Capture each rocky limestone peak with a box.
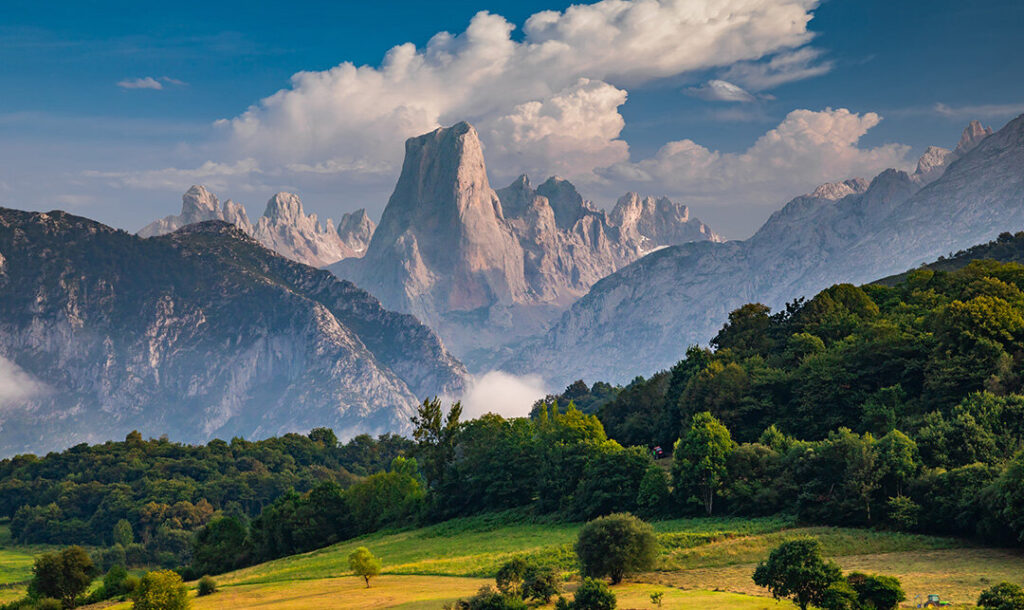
[915,146,954,179]
[536,177,590,229]
[221,199,253,230]
[179,185,221,224]
[355,121,528,312]
[262,192,307,225]
[954,120,993,156]
[496,174,544,221]
[809,178,870,201]
[337,209,376,254]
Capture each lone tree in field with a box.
[752,538,842,610]
[348,546,382,588]
[672,411,735,515]
[132,570,189,610]
[575,513,657,584]
[29,546,96,609]
[978,582,1024,610]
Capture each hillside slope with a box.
[0,210,467,455]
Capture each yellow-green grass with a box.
[96,577,793,610]
[219,513,795,587]
[643,546,1024,606]
[0,523,59,603]
[659,526,963,570]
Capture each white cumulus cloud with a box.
[459,371,549,419]
[602,107,911,208]
[218,0,821,185]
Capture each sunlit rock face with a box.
[330,122,719,367]
[139,186,366,268]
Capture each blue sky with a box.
[2,0,1023,238]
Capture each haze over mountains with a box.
[0,211,465,454]
[512,118,1024,386]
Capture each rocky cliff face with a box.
[337,209,376,254]
[0,209,467,455]
[330,123,719,366]
[512,118,1017,386]
[139,186,368,267]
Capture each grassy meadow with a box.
[104,511,1022,608]
[0,523,60,604]
[0,510,1007,608]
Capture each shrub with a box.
[523,565,560,603]
[575,513,657,584]
[818,579,859,610]
[34,600,63,610]
[495,558,559,603]
[132,570,189,610]
[197,575,217,597]
[573,578,616,610]
[102,565,130,598]
[450,585,528,610]
[978,582,1024,609]
[846,572,905,610]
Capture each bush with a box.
[132,570,189,610]
[103,565,131,598]
[197,575,217,597]
[846,572,905,610]
[34,600,63,610]
[575,513,657,584]
[572,578,616,610]
[523,565,560,603]
[450,586,528,610]
[978,582,1024,610]
[494,558,559,602]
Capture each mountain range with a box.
[0,210,465,454]
[510,118,1024,386]
[139,186,376,267]
[329,122,719,364]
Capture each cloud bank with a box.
[459,371,548,419]
[602,107,911,207]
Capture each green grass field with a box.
[7,510,1021,608]
[0,523,58,604]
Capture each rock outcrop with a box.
[337,209,376,254]
[0,209,467,455]
[511,118,1015,386]
[330,123,720,366]
[139,187,370,267]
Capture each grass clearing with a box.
[0,522,58,603]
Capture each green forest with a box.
[5,243,1024,591]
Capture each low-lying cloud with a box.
[458,370,549,419]
[0,356,48,409]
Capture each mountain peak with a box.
[954,119,993,156]
[180,185,220,223]
[262,192,305,224]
